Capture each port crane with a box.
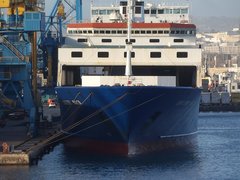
[0,0,83,135]
[39,0,82,87]
[0,0,47,135]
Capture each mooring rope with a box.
[61,93,166,137]
[25,93,165,152]
[25,92,129,152]
[61,92,93,125]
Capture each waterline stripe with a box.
[160,131,198,138]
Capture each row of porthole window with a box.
[92,8,188,15]
[68,29,195,35]
[77,38,184,43]
[71,51,188,58]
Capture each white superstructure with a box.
[91,1,190,24]
[57,1,201,87]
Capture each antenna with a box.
[125,0,134,77]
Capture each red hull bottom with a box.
[63,134,197,156]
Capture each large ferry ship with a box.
[55,0,202,155]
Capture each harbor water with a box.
[1,112,240,180]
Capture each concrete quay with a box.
[200,103,240,112]
[0,105,62,165]
[0,153,29,165]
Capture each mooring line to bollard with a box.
[25,93,165,153]
[25,93,129,152]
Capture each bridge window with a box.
[125,39,136,43]
[98,52,109,58]
[136,1,144,6]
[135,7,141,14]
[164,30,169,34]
[92,10,98,15]
[102,39,112,43]
[124,52,135,58]
[99,10,107,15]
[164,9,171,14]
[173,9,181,14]
[133,30,139,34]
[152,30,157,34]
[107,10,113,15]
[158,9,164,14]
[144,10,150,14]
[174,39,184,43]
[180,30,185,34]
[181,8,188,14]
[151,9,157,15]
[77,38,88,43]
[187,30,196,35]
[120,1,127,6]
[238,83,240,89]
[150,52,161,58]
[150,39,160,43]
[123,7,127,14]
[71,52,82,58]
[177,52,188,58]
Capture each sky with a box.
[46,0,240,19]
[190,0,240,17]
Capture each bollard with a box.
[2,142,9,154]
[10,145,14,152]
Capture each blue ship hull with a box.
[56,86,201,155]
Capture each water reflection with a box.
[1,113,240,179]
[63,145,199,167]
